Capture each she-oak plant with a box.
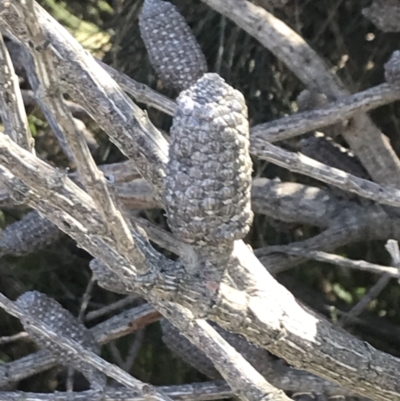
[2,0,400,401]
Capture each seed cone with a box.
[0,211,61,257]
[16,291,105,388]
[165,73,253,245]
[139,0,207,92]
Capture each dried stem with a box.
[251,139,400,208]
[0,34,34,151]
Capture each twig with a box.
[97,60,176,116]
[251,84,399,143]
[0,381,233,401]
[85,294,140,321]
[339,240,400,327]
[250,139,400,208]
[78,277,96,322]
[22,48,75,161]
[121,328,145,372]
[0,331,29,345]
[339,273,392,328]
[0,34,34,152]
[263,247,400,278]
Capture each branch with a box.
[208,241,400,401]
[160,319,365,399]
[0,133,174,292]
[263,247,400,278]
[251,84,399,143]
[0,381,233,401]
[97,59,176,116]
[250,139,400,208]
[157,303,292,401]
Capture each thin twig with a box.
[0,381,233,401]
[78,277,96,322]
[339,274,392,328]
[121,328,145,372]
[339,240,400,327]
[85,294,140,322]
[0,34,34,152]
[0,331,29,345]
[265,247,400,278]
[251,138,400,208]
[251,84,399,143]
[97,60,176,116]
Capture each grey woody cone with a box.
[16,291,106,388]
[165,73,253,246]
[0,211,61,257]
[139,0,207,92]
[385,51,400,89]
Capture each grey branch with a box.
[0,381,232,401]
[251,84,399,144]
[263,247,400,278]
[250,139,400,208]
